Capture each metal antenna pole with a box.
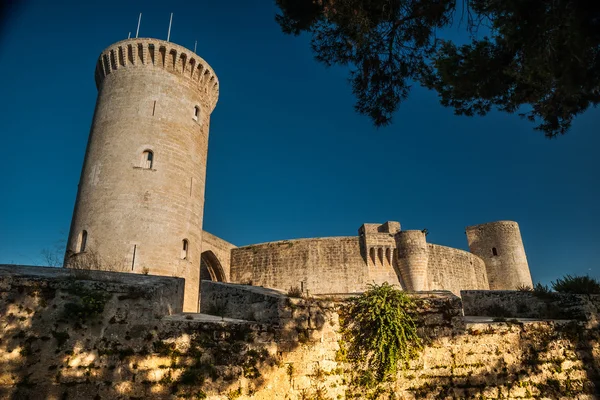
[136,13,142,38]
[194,40,197,53]
[128,32,131,39]
[167,13,173,42]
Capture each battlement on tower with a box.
[94,38,219,112]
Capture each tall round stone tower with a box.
[65,38,219,311]
[465,221,533,290]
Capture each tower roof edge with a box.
[94,38,219,111]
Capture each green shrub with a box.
[340,282,421,380]
[517,284,533,291]
[62,283,111,323]
[533,282,553,298]
[287,286,303,298]
[552,275,600,294]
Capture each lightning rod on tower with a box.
[167,13,173,42]
[136,13,142,38]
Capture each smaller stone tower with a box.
[465,221,533,290]
[395,230,429,291]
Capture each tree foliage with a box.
[275,0,600,137]
[339,282,421,380]
[552,274,600,294]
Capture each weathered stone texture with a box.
[200,281,288,323]
[359,222,400,287]
[427,243,490,294]
[396,230,429,291]
[200,230,236,281]
[229,230,505,296]
[230,237,369,294]
[65,38,219,312]
[1,267,599,399]
[462,290,600,323]
[466,221,533,290]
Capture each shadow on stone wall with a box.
[0,266,300,399]
[2,267,600,399]
[396,319,600,398]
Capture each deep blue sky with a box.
[0,1,598,285]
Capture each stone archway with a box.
[200,250,226,282]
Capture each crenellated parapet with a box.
[94,38,219,112]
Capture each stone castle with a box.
[7,35,595,400]
[65,37,533,312]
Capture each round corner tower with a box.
[65,38,219,311]
[465,221,533,290]
[395,230,429,291]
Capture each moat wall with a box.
[1,265,599,399]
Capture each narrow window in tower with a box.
[193,106,200,121]
[181,239,189,260]
[141,150,153,169]
[78,230,88,253]
[492,247,498,256]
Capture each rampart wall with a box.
[1,266,599,399]
[230,237,369,294]
[229,235,493,295]
[427,244,489,294]
[462,290,600,323]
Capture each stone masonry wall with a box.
[462,290,600,323]
[359,223,402,289]
[230,237,370,294]
[229,236,493,296]
[201,230,237,281]
[2,266,599,399]
[200,281,287,323]
[427,244,490,295]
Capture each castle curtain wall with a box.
[229,236,493,295]
[230,237,370,294]
[427,244,490,295]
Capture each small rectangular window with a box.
[193,106,200,121]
